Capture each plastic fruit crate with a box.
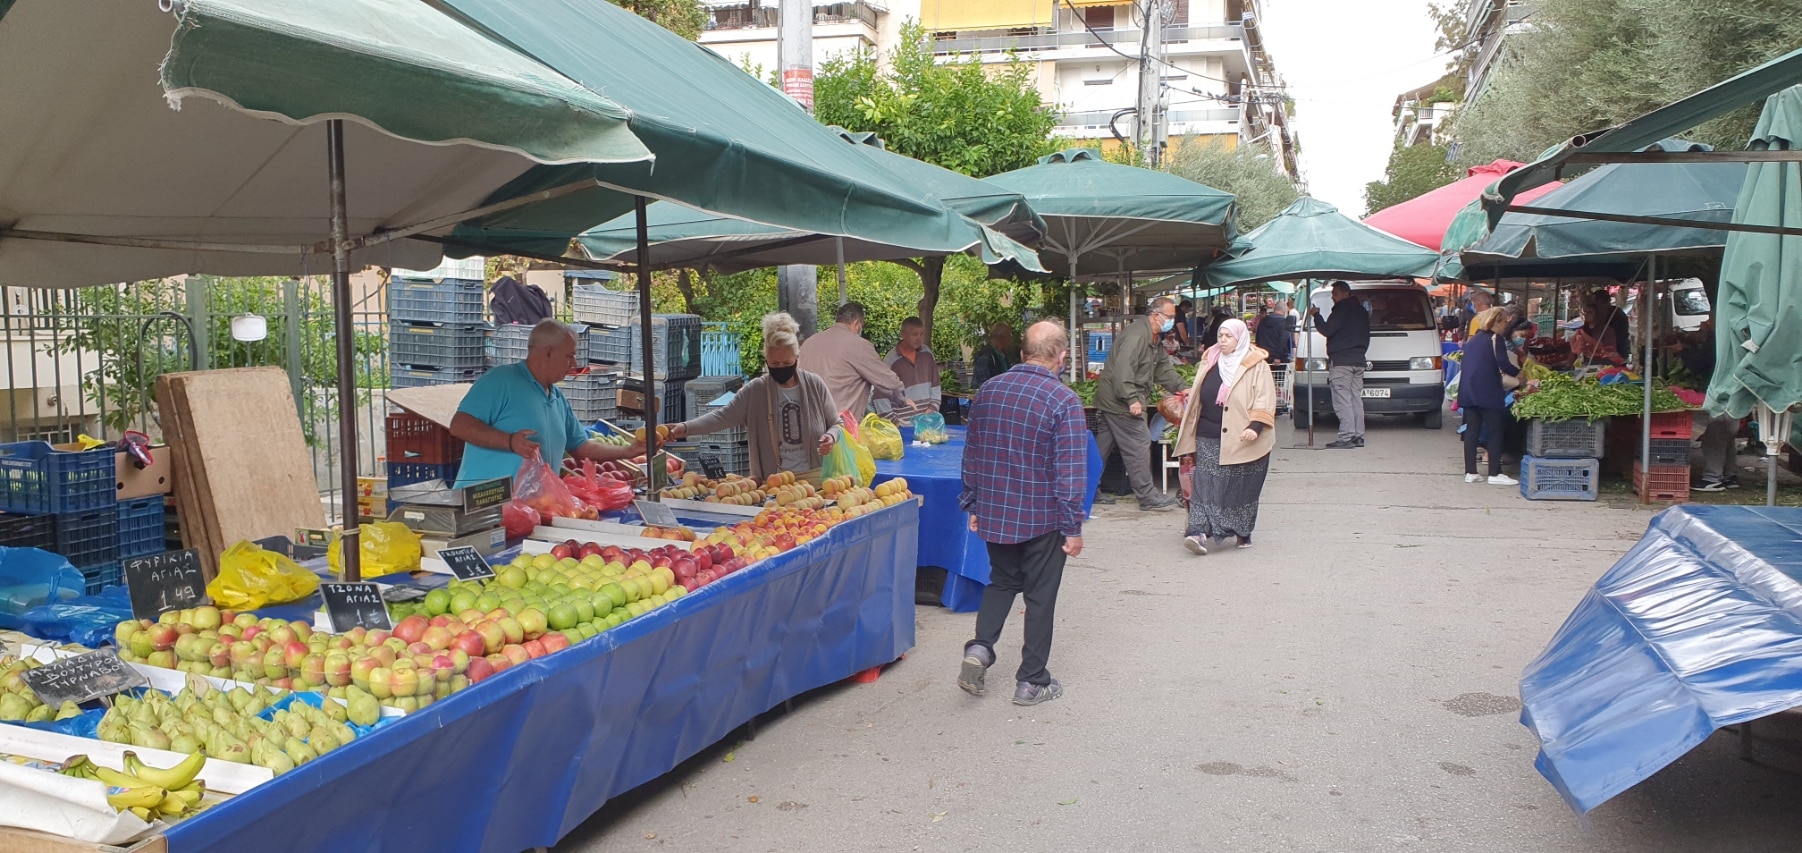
[385,412,464,465]
[666,441,751,476]
[1632,460,1691,502]
[491,323,602,367]
[1648,410,1694,440]
[0,512,56,550]
[685,375,744,417]
[389,279,485,324]
[0,442,118,515]
[116,496,168,559]
[390,322,489,370]
[52,507,120,572]
[80,562,121,595]
[701,323,743,378]
[391,366,483,388]
[587,325,635,366]
[559,372,620,423]
[570,284,638,327]
[1634,437,1693,466]
[1519,455,1600,502]
[629,315,704,381]
[388,462,460,489]
[619,376,686,422]
[1525,418,1607,459]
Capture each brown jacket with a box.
[1173,346,1278,466]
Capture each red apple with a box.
[343,626,367,646]
[696,570,717,586]
[273,677,295,691]
[290,621,313,642]
[466,657,496,684]
[407,641,433,656]
[452,630,486,658]
[580,542,604,559]
[456,609,487,626]
[282,640,309,669]
[266,625,296,646]
[147,624,179,651]
[364,629,390,648]
[421,626,456,652]
[325,652,352,687]
[428,615,454,629]
[393,615,429,645]
[240,625,262,642]
[515,608,548,639]
[522,639,547,659]
[501,644,531,666]
[540,633,571,654]
[485,653,510,674]
[447,649,470,674]
[473,621,506,654]
[367,645,397,667]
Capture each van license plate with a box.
[1361,388,1391,399]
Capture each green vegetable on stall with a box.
[1510,372,1691,422]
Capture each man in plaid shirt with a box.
[958,320,1087,706]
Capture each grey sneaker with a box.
[1184,535,1208,556]
[1013,678,1064,706]
[958,644,994,696]
[1139,497,1179,512]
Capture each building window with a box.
[1083,78,1112,86]
[1171,0,1188,27]
[1082,5,1115,30]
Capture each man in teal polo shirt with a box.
[450,320,641,488]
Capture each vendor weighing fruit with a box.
[665,312,837,480]
[450,320,642,488]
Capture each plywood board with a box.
[385,384,473,430]
[154,376,216,578]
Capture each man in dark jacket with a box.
[1093,298,1187,510]
[1308,281,1370,449]
[1254,299,1291,363]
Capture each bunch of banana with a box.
[62,751,207,820]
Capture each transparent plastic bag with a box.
[912,412,949,444]
[513,452,591,520]
[327,521,423,579]
[209,540,320,610]
[861,413,904,460]
[824,413,875,487]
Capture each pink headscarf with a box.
[1202,318,1251,406]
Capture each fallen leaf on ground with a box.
[929,811,947,822]
[723,752,735,762]
[748,796,760,803]
[1059,799,1077,805]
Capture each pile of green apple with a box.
[390,548,687,648]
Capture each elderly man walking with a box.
[958,320,1087,706]
[1093,297,1187,510]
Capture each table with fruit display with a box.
[872,426,1103,612]
[0,468,918,852]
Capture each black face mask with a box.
[768,364,797,384]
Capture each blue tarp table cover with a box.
[1520,505,1802,815]
[161,500,917,852]
[873,426,1102,612]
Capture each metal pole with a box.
[636,196,664,497]
[1069,258,1081,382]
[1640,256,1653,500]
[1305,279,1315,446]
[326,120,361,581]
[836,238,847,307]
[777,0,817,339]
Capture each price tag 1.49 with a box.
[21,649,148,707]
[122,549,209,621]
[319,582,394,633]
[437,546,495,581]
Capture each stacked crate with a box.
[389,277,487,387]
[701,322,743,378]
[491,322,607,368]
[666,394,751,477]
[1632,411,1694,502]
[1519,419,1605,502]
[559,371,620,424]
[0,442,120,592]
[385,412,465,491]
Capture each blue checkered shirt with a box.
[959,364,1087,544]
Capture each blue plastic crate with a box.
[1519,455,1600,502]
[558,372,619,422]
[390,322,489,369]
[701,323,743,378]
[389,279,485,324]
[117,496,168,559]
[0,442,117,515]
[52,507,120,571]
[1086,330,1113,363]
[388,461,459,489]
[81,562,121,595]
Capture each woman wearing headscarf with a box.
[1173,318,1278,555]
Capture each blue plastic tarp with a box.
[1521,505,1802,814]
[873,426,1101,611]
[163,500,917,852]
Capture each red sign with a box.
[782,68,814,110]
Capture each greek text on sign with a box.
[320,582,393,632]
[123,549,209,620]
[21,649,148,707]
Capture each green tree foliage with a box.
[1451,0,1802,165]
[1161,136,1301,231]
[610,0,709,40]
[1364,143,1461,215]
[43,278,385,441]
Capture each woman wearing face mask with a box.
[1172,318,1278,555]
[665,312,838,480]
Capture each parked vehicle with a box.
[1293,281,1446,429]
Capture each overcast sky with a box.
[1257,0,1449,216]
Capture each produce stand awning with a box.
[1486,45,1802,227]
[1521,506,1802,815]
[1362,160,1560,252]
[1708,87,1802,419]
[1204,197,1441,288]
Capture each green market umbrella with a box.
[983,148,1239,377]
[1202,197,1439,288]
[1708,88,1802,438]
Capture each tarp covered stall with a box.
[1203,197,1440,288]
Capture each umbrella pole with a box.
[836,238,847,307]
[1069,257,1081,382]
[1305,279,1315,447]
[326,119,362,582]
[1641,256,1654,500]
[637,196,664,497]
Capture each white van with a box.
[1292,281,1446,429]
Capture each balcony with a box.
[1055,106,1241,136]
[931,24,1244,57]
[705,1,879,33]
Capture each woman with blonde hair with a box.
[1457,307,1522,485]
[666,312,837,479]
[1173,317,1278,555]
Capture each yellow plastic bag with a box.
[822,425,877,487]
[861,413,904,461]
[208,540,320,610]
[327,522,423,579]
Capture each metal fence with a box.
[1,275,393,522]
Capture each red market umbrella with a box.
[1364,160,1561,251]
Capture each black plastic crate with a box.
[0,512,56,550]
[1634,437,1694,466]
[390,322,489,370]
[0,442,117,515]
[52,508,120,571]
[117,495,168,559]
[587,324,635,366]
[390,279,485,324]
[81,562,121,595]
[1525,419,1607,459]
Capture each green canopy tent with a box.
[1707,87,1802,505]
[983,148,1239,379]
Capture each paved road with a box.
[558,415,1802,852]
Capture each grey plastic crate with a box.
[587,324,635,365]
[1525,418,1607,459]
[685,375,744,416]
[390,279,484,324]
[391,366,482,388]
[666,440,751,477]
[391,322,489,369]
[559,372,619,422]
[570,285,638,327]
[491,323,597,367]
[629,315,703,381]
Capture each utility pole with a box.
[778,0,819,337]
[1135,0,1166,168]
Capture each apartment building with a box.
[699,0,920,77]
[1460,0,1535,104]
[1391,73,1460,148]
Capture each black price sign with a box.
[696,452,725,481]
[437,546,494,581]
[21,649,147,707]
[635,499,679,528]
[462,478,512,513]
[320,582,394,632]
[122,549,209,620]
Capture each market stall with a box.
[873,427,1102,611]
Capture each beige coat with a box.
[1173,346,1278,466]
